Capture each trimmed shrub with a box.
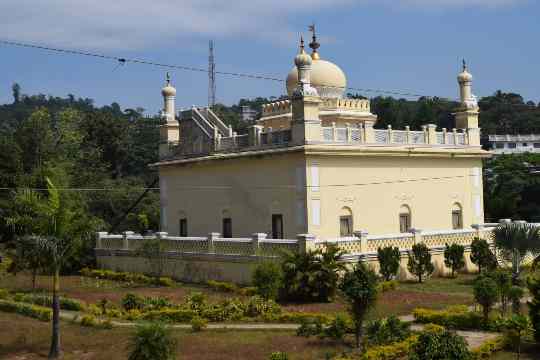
[81,314,98,327]
[190,316,208,332]
[409,327,472,360]
[361,335,418,360]
[14,293,85,311]
[252,262,282,300]
[471,336,507,359]
[275,311,333,324]
[207,280,239,293]
[378,280,398,293]
[407,243,434,283]
[80,268,174,287]
[0,299,52,321]
[122,293,146,311]
[366,315,411,346]
[142,308,197,323]
[297,314,351,341]
[470,238,497,274]
[128,322,177,360]
[444,243,465,277]
[245,295,282,320]
[413,306,486,330]
[0,289,9,299]
[474,275,498,323]
[269,352,289,360]
[377,246,401,281]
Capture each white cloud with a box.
[0,0,523,50]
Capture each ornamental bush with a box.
[413,306,486,330]
[269,352,289,360]
[407,243,434,283]
[527,272,540,341]
[0,299,52,321]
[206,280,239,293]
[190,316,208,332]
[474,276,498,323]
[377,246,401,281]
[409,327,472,360]
[365,315,411,346]
[80,268,174,287]
[470,238,498,274]
[444,243,465,278]
[14,293,85,311]
[128,322,177,360]
[252,262,283,300]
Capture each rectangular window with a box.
[179,218,188,237]
[534,143,540,148]
[311,199,321,226]
[340,216,353,237]
[452,211,463,229]
[222,218,232,238]
[272,214,284,239]
[508,143,517,149]
[399,214,411,233]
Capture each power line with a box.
[0,39,443,100]
[0,173,479,192]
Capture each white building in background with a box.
[240,106,258,122]
[487,134,540,155]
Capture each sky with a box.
[0,0,539,115]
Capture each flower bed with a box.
[80,268,174,287]
[0,299,52,321]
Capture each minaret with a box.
[291,36,321,145]
[455,60,480,146]
[159,73,180,158]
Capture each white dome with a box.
[286,58,347,98]
[161,85,176,97]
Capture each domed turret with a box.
[161,72,176,97]
[457,60,473,83]
[457,60,477,110]
[294,36,312,68]
[286,29,346,98]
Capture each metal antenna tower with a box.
[208,40,216,108]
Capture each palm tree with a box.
[7,178,92,359]
[493,223,540,284]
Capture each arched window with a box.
[222,210,232,238]
[452,203,463,229]
[178,211,188,237]
[340,207,353,237]
[399,205,411,233]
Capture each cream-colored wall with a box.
[159,152,308,238]
[305,154,484,237]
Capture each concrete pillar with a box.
[405,126,411,144]
[354,231,369,254]
[499,219,512,225]
[207,232,220,254]
[296,234,316,254]
[427,124,437,144]
[123,231,134,250]
[251,233,267,254]
[472,224,485,239]
[387,125,393,144]
[364,120,375,143]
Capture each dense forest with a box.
[0,84,539,253]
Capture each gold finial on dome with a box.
[166,71,171,85]
[308,24,320,60]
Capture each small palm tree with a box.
[493,223,540,284]
[7,178,92,359]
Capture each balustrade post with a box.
[123,231,134,250]
[354,230,369,254]
[296,234,315,254]
[405,126,411,144]
[427,124,437,144]
[227,125,233,137]
[387,125,393,144]
[96,232,107,249]
[251,233,267,255]
[452,128,458,145]
[346,123,351,143]
[363,120,375,143]
[332,122,337,142]
[411,228,423,245]
[421,125,428,144]
[207,232,220,254]
[442,128,447,144]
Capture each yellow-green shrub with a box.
[80,314,98,327]
[80,268,174,287]
[14,293,85,311]
[413,306,486,330]
[191,316,208,332]
[0,289,9,299]
[361,335,419,360]
[207,280,239,293]
[142,308,197,323]
[125,309,143,321]
[0,299,52,321]
[272,312,334,324]
[378,280,398,293]
[472,336,507,359]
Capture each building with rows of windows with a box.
[487,134,540,155]
[153,33,490,240]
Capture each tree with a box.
[493,223,540,287]
[508,286,525,315]
[407,243,434,283]
[6,178,92,359]
[473,276,498,324]
[409,327,472,360]
[12,83,21,103]
[128,321,177,360]
[10,236,47,289]
[377,246,401,281]
[490,269,512,315]
[470,238,497,274]
[339,262,378,350]
[252,262,283,301]
[527,272,540,342]
[499,315,531,360]
[444,243,465,278]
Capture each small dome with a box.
[457,69,472,82]
[295,51,312,68]
[161,84,176,97]
[286,58,347,98]
[161,72,176,97]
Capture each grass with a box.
[0,312,351,360]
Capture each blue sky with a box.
[0,0,538,115]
